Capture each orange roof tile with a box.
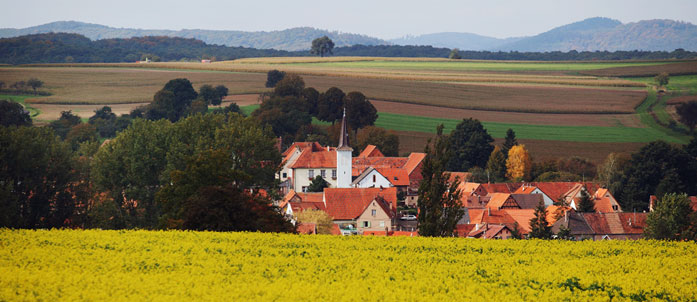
[502,209,537,233]
[447,172,471,185]
[403,153,426,174]
[459,182,482,195]
[297,223,317,234]
[376,168,410,186]
[323,187,397,220]
[290,147,337,168]
[357,145,384,158]
[481,183,519,194]
[487,193,517,210]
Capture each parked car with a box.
[400,215,417,221]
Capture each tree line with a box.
[2,33,696,65]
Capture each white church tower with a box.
[336,108,353,188]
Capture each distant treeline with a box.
[1,33,696,65]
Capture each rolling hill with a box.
[0,21,388,51]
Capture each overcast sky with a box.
[2,0,696,39]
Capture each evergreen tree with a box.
[528,200,552,239]
[576,188,596,212]
[486,145,507,182]
[418,124,464,237]
[502,128,518,156]
[307,175,329,192]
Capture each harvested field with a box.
[1,66,646,114]
[581,60,697,77]
[371,99,643,127]
[300,75,646,114]
[29,97,254,121]
[396,131,646,163]
[666,95,697,105]
[0,67,268,104]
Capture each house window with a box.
[612,205,618,211]
[301,186,307,192]
[308,170,314,178]
[321,170,326,178]
[371,209,376,216]
[379,221,385,227]
[362,221,370,228]
[332,170,337,179]
[282,172,287,178]
[373,175,376,183]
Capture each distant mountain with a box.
[494,17,697,52]
[389,32,522,51]
[389,17,697,52]
[0,21,389,51]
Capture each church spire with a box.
[337,107,352,151]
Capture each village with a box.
[275,112,697,239]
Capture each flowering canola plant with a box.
[1,229,696,301]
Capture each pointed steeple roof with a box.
[337,108,353,151]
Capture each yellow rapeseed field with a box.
[1,229,696,301]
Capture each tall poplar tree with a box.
[418,125,463,237]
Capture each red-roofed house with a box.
[322,187,398,233]
[594,188,622,213]
[513,184,554,206]
[357,144,384,158]
[552,212,648,240]
[486,193,520,210]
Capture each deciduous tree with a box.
[644,193,694,241]
[676,101,697,131]
[296,210,335,234]
[447,118,494,172]
[418,125,463,237]
[486,145,507,182]
[0,100,32,126]
[654,72,669,87]
[26,78,43,95]
[310,36,334,57]
[355,126,400,157]
[317,87,345,124]
[266,70,286,88]
[273,74,305,97]
[344,91,378,132]
[506,144,532,181]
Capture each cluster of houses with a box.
[273,113,687,240]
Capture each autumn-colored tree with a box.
[296,210,335,234]
[506,144,531,181]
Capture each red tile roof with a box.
[481,183,520,194]
[487,193,518,210]
[352,157,408,175]
[376,168,411,186]
[403,153,426,174]
[503,209,537,234]
[447,172,472,185]
[290,147,337,168]
[455,224,476,237]
[323,187,398,220]
[357,145,384,158]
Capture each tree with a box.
[198,85,217,105]
[654,72,669,87]
[0,100,32,126]
[302,87,320,116]
[0,126,77,228]
[502,128,518,157]
[213,85,228,106]
[296,210,335,234]
[182,185,294,233]
[310,36,335,57]
[486,145,507,182]
[644,193,694,240]
[449,48,461,59]
[686,135,697,158]
[26,78,43,95]
[146,78,198,122]
[344,91,378,132]
[252,95,312,138]
[317,87,345,124]
[506,144,532,181]
[676,101,697,131]
[576,188,595,212]
[596,152,630,196]
[615,141,697,211]
[447,118,494,172]
[418,125,464,237]
[355,126,400,157]
[266,70,286,88]
[307,175,329,192]
[66,123,98,151]
[213,102,243,116]
[557,156,596,180]
[273,74,305,97]
[48,111,81,139]
[528,200,552,239]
